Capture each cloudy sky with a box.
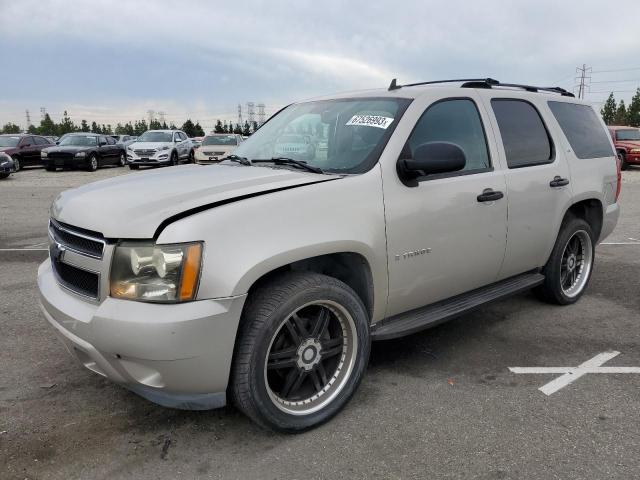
[1,0,639,132]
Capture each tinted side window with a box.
[548,102,614,159]
[20,136,34,146]
[407,99,491,174]
[491,99,552,168]
[106,136,116,145]
[99,136,107,145]
[34,136,47,145]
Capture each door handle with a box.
[550,176,570,187]
[477,189,504,203]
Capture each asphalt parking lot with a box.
[1,166,639,480]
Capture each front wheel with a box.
[231,272,370,432]
[86,155,98,172]
[118,152,126,167]
[0,172,9,179]
[535,216,595,305]
[12,157,21,172]
[618,152,629,171]
[170,151,178,166]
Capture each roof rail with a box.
[388,78,575,97]
[388,78,498,91]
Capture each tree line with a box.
[600,88,640,126]
[0,111,259,138]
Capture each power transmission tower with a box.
[246,102,255,124]
[40,107,46,120]
[237,104,243,126]
[147,110,155,125]
[575,64,592,99]
[257,103,265,126]
[158,111,166,125]
[25,110,32,130]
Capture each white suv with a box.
[127,129,194,169]
[38,78,620,432]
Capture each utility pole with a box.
[575,64,592,100]
[25,110,32,131]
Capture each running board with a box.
[371,272,545,341]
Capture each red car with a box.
[608,126,640,170]
[0,134,54,171]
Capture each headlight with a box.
[110,241,202,303]
[630,148,640,154]
[127,146,133,151]
[75,152,86,158]
[41,151,48,158]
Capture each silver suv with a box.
[126,129,194,169]
[38,78,620,432]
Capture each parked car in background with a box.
[191,136,204,149]
[45,136,59,144]
[111,135,138,150]
[41,133,126,172]
[274,133,316,161]
[37,79,620,431]
[195,133,243,163]
[608,126,640,170]
[0,134,54,171]
[0,152,15,179]
[126,130,194,169]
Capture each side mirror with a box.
[397,142,466,187]
[55,141,60,145]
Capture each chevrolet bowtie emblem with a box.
[51,242,66,262]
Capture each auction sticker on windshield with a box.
[346,115,394,129]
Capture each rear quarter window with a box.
[547,102,614,159]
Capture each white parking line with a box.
[599,242,640,245]
[0,248,48,251]
[509,351,640,395]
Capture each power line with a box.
[591,67,640,74]
[589,79,640,84]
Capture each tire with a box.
[535,216,595,305]
[45,165,56,172]
[118,152,126,167]
[231,272,371,432]
[618,152,629,171]
[12,156,20,172]
[86,155,98,172]
[170,151,178,166]
[188,150,195,163]
[128,164,139,170]
[0,172,9,179]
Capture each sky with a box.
[1,0,639,132]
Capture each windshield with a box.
[137,131,173,142]
[233,97,411,173]
[616,129,640,141]
[59,135,97,147]
[0,136,20,147]
[202,135,237,146]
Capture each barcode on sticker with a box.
[346,115,394,129]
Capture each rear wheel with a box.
[535,216,595,305]
[231,272,370,432]
[618,152,629,170]
[86,155,98,172]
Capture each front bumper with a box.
[626,152,640,164]
[195,150,228,163]
[127,151,171,166]
[0,162,14,173]
[37,258,247,409]
[42,157,87,167]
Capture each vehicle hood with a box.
[130,142,173,150]
[616,140,640,149]
[0,146,17,153]
[51,164,338,238]
[44,146,93,153]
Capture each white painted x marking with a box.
[509,351,640,395]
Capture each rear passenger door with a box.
[383,94,508,317]
[480,94,573,279]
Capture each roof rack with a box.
[388,78,574,97]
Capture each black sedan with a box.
[0,152,15,179]
[41,133,126,172]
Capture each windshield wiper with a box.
[252,157,323,174]
[221,154,252,166]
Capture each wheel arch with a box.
[563,198,604,242]
[243,251,376,322]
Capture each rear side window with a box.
[407,98,491,174]
[548,102,614,159]
[491,99,553,168]
[34,136,48,145]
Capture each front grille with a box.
[202,151,225,156]
[49,219,104,258]
[134,149,156,156]
[51,257,99,299]
[48,152,74,160]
